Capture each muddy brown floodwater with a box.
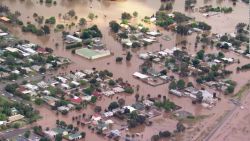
[1,0,249,141]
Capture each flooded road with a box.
[0,0,249,140]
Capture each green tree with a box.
[126,51,132,61]
[176,79,185,90]
[196,50,205,60]
[133,11,138,18]
[79,18,86,26]
[169,81,177,90]
[35,98,44,105]
[88,13,95,20]
[90,96,97,104]
[108,102,119,111]
[24,130,31,138]
[121,12,132,20]
[109,21,120,33]
[55,133,62,141]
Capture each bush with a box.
[124,87,134,94]
[45,17,56,24]
[115,57,123,62]
[80,25,102,39]
[109,21,120,33]
[121,12,132,20]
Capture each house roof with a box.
[71,96,82,104]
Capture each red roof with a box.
[92,91,102,97]
[17,86,27,93]
[36,47,48,54]
[71,97,82,104]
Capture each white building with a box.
[66,35,82,43]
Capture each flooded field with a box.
[0,0,249,140]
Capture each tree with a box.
[24,130,31,138]
[196,92,203,103]
[226,85,235,94]
[116,57,123,62]
[79,18,87,26]
[13,123,20,129]
[176,25,190,35]
[45,16,56,24]
[217,52,225,59]
[39,67,46,73]
[68,9,76,17]
[94,106,102,113]
[151,135,160,141]
[108,80,116,86]
[169,80,177,90]
[176,79,185,90]
[121,12,132,20]
[39,137,51,141]
[109,21,120,33]
[42,25,50,34]
[196,50,205,60]
[108,102,119,111]
[126,51,132,61]
[90,96,97,104]
[118,98,125,107]
[88,13,95,20]
[133,11,138,18]
[35,98,44,105]
[192,59,200,67]
[176,122,186,132]
[187,82,194,87]
[124,87,134,94]
[159,130,171,138]
[55,133,63,141]
[81,132,86,138]
[135,94,140,102]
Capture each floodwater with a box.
[0,0,249,140]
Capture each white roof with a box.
[214,59,221,63]
[105,119,114,124]
[71,81,80,86]
[66,35,82,42]
[61,83,70,89]
[83,69,94,75]
[103,111,113,117]
[168,13,175,18]
[57,76,67,83]
[21,43,36,48]
[146,31,161,36]
[112,87,124,93]
[102,91,115,96]
[150,17,156,22]
[221,57,234,62]
[75,71,86,78]
[0,33,8,36]
[5,47,18,52]
[12,70,20,74]
[143,38,155,43]
[123,106,136,112]
[37,81,48,88]
[25,83,38,91]
[82,95,92,101]
[133,72,149,79]
[139,53,150,59]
